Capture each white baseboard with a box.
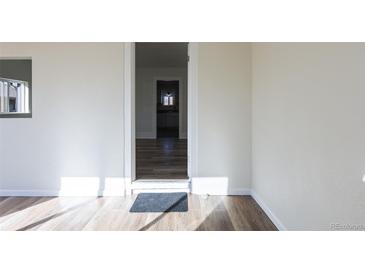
[229,188,251,195]
[0,187,249,196]
[132,181,190,190]
[132,189,190,194]
[131,179,190,194]
[0,190,59,197]
[194,187,250,195]
[250,190,286,231]
[0,185,286,230]
[191,177,251,195]
[0,185,126,197]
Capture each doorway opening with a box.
[135,43,188,180]
[157,80,179,138]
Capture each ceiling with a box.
[136,43,188,68]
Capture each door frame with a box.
[153,77,184,139]
[123,42,198,190]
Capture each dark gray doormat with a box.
[130,192,188,213]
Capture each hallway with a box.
[136,138,188,179]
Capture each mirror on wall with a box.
[0,59,32,118]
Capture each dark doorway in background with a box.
[156,80,179,138]
[135,42,188,180]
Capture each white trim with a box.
[134,179,190,183]
[152,77,184,139]
[133,189,190,194]
[130,42,196,181]
[0,187,190,196]
[191,177,250,196]
[0,57,32,60]
[123,42,136,194]
[206,188,251,196]
[132,182,190,190]
[0,186,286,230]
[131,179,191,195]
[250,190,287,231]
[0,186,126,197]
[230,188,252,195]
[0,190,60,197]
[188,43,199,178]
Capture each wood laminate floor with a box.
[0,195,277,231]
[136,138,188,179]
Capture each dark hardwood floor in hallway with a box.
[136,138,187,179]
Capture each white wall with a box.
[193,43,252,193]
[0,42,252,196]
[135,67,187,139]
[0,43,124,195]
[252,43,365,230]
[2,42,364,230]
